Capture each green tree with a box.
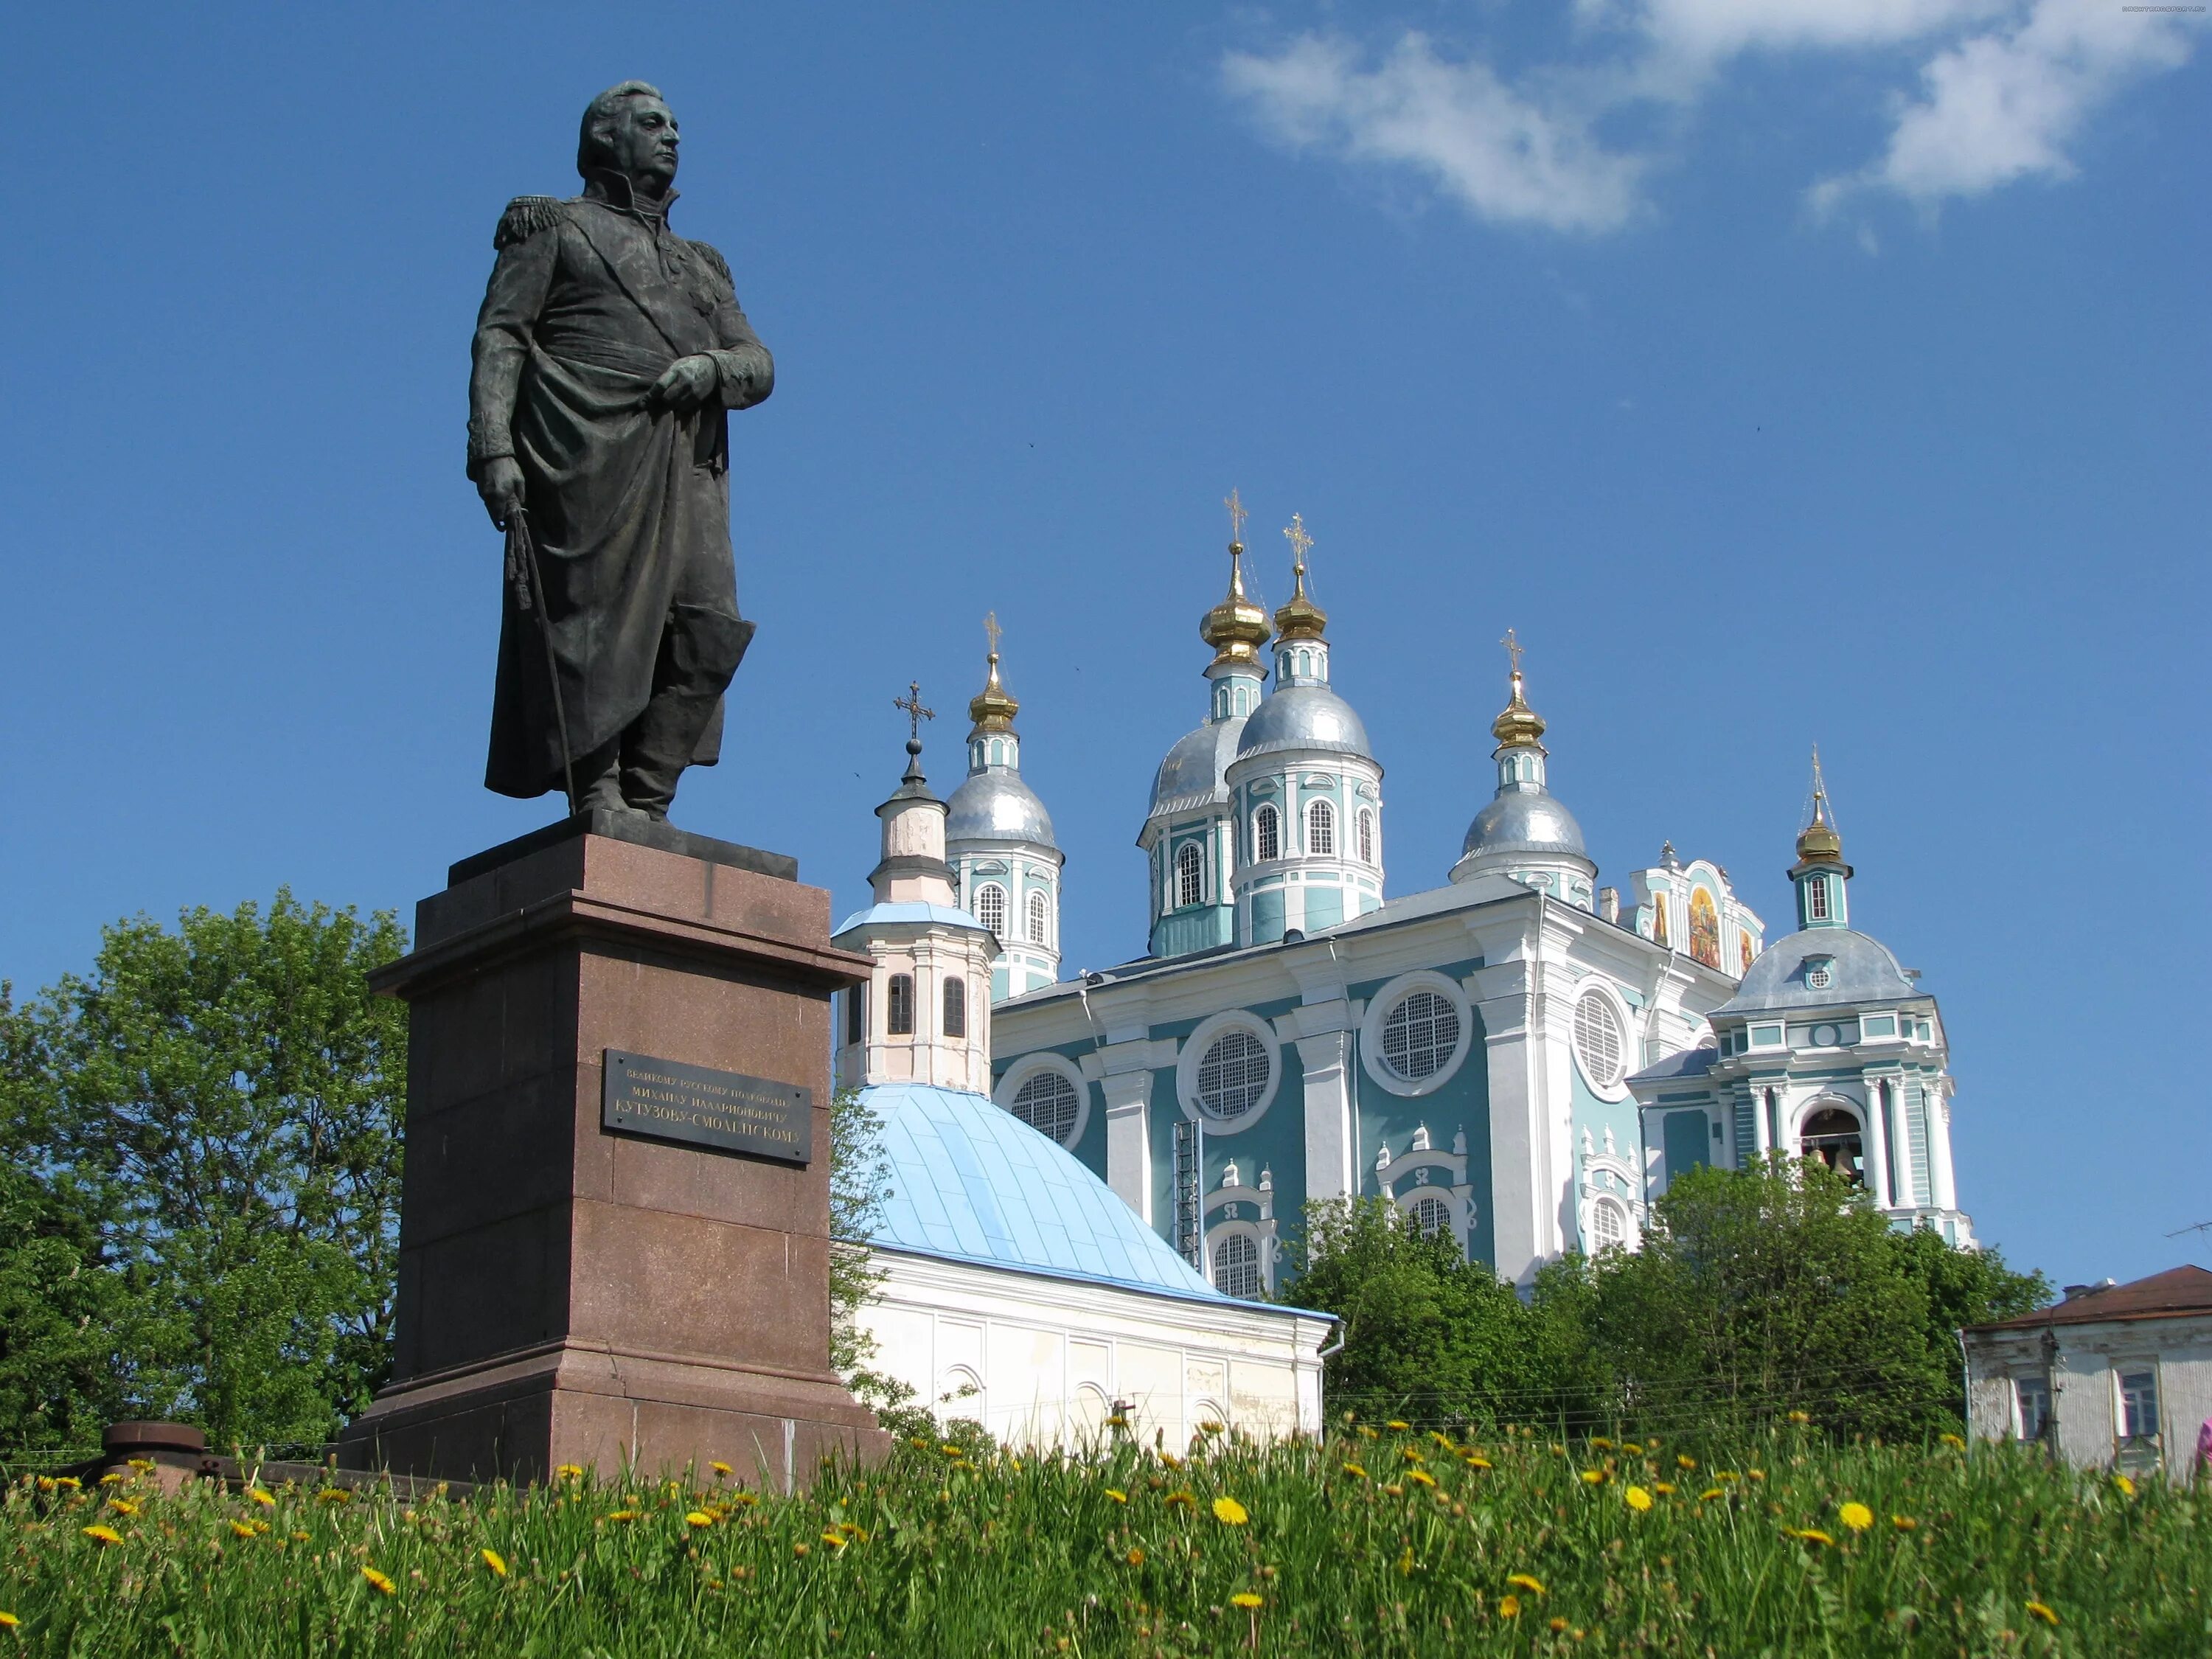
[1289,1197,1545,1423]
[1889,1224,2050,1423]
[2,892,406,1450]
[827,1086,888,1376]
[1534,1155,1953,1438]
[0,1152,125,1454]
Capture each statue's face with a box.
[604,95,681,192]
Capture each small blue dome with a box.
[1459,788,1589,863]
[946,769,1058,852]
[1717,928,1919,1015]
[1149,720,1244,818]
[1234,686,1373,762]
[859,1082,1244,1304]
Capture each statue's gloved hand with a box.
[476,456,526,529]
[646,354,720,415]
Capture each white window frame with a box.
[2115,1365,2161,1443]
[995,1051,1091,1150]
[1806,874,1831,921]
[1358,970,1475,1098]
[1175,1010,1284,1135]
[1306,798,1335,857]
[1175,841,1206,908]
[1209,1228,1265,1298]
[1253,803,1281,863]
[973,882,1007,939]
[1357,808,1375,865]
[1027,889,1051,949]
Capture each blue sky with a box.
[2,2,2205,1289]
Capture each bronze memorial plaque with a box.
[602,1050,812,1164]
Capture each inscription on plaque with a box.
[602,1050,811,1164]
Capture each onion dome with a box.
[968,631,1019,734]
[1200,540,1270,671]
[1459,790,1589,863]
[1235,686,1374,762]
[1492,669,1547,752]
[1795,787,1843,866]
[1272,513,1328,642]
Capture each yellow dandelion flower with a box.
[1715,1471,1739,1483]
[1797,1528,1834,1547]
[1590,1436,1614,1450]
[246,1488,276,1507]
[940,1443,964,1457]
[601,1509,641,1524]
[1506,1573,1545,1596]
[315,1489,351,1506]
[1428,1430,1453,1447]
[709,1460,734,1476]
[1786,1411,1810,1425]
[1548,1443,1568,1456]
[1938,1433,1965,1450]
[1231,1591,1263,1609]
[1677,1454,1697,1470]
[2026,1601,2059,1627]
[1164,1491,1195,1509]
[55,1478,80,1491]
[34,1478,55,1494]
[1212,1496,1250,1525]
[1387,1419,1411,1431]
[821,1531,847,1550]
[98,1474,122,1486]
[2113,1475,2136,1498]
[1579,1469,1607,1485]
[1626,1486,1653,1512]
[81,1526,122,1546]
[1891,1514,1918,1531]
[793,1543,810,1557]
[109,1499,139,1517]
[1464,1454,1493,1470]
[1747,1470,1766,1481]
[227,1520,257,1539]
[1382,1483,1405,1497]
[1698,1487,1724,1502]
[1105,1488,1128,1503]
[1549,1616,1570,1633]
[555,1463,584,1478]
[685,1511,714,1528]
[1839,1502,1874,1532]
[1126,1546,1146,1565]
[481,1548,508,1576]
[0,1613,17,1627]
[361,1567,395,1596]
[1655,1481,1677,1496]
[1498,1595,1521,1618]
[1200,1421,1225,1435]
[1340,1463,1368,1481]
[1622,1441,1644,1456]
[1158,1452,1183,1470]
[1408,1470,1438,1489]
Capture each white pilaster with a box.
[1100,1068,1155,1224]
[1293,1030,1355,1203]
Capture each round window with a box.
[1194,1029,1270,1121]
[1009,1070,1080,1146]
[1380,990,1461,1082]
[1573,990,1625,1090]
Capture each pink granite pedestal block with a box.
[338,822,890,1489]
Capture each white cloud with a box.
[1221,34,1646,234]
[1818,0,2201,206]
[1222,1,2204,231]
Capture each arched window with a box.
[1212,1233,1262,1298]
[886,973,914,1036]
[1027,890,1050,948]
[1801,1106,1865,1186]
[1254,804,1280,863]
[1408,1194,1453,1240]
[1572,990,1624,1089]
[1194,1029,1270,1121]
[974,883,1006,937]
[1380,990,1461,1082]
[1010,1070,1080,1145]
[1587,1196,1627,1251]
[1805,874,1831,921]
[1357,808,1374,865]
[942,975,966,1038]
[1307,799,1335,856]
[1175,842,1205,908]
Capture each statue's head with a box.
[577,81,679,194]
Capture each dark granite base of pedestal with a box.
[338,825,890,1489]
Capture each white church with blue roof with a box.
[832,689,1333,1448]
[964,504,1974,1294]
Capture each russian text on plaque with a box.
[602,1049,812,1164]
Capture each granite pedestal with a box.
[339,813,889,1488]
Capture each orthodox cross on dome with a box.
[983,611,1002,660]
[1500,627,1525,675]
[1224,487,1249,549]
[894,681,935,742]
[1284,512,1313,575]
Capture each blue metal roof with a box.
[832,902,991,940]
[1715,927,1921,1015]
[858,1082,1299,1312]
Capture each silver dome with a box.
[1717,928,1918,1014]
[946,768,1059,852]
[1149,719,1245,818]
[1458,788,1590,862]
[1233,686,1374,762]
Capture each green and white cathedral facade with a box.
[955,516,1972,1294]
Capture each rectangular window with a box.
[942,975,966,1039]
[845,985,864,1045]
[1806,876,1829,920]
[1862,1015,1896,1037]
[1750,1023,1784,1048]
[2014,1375,2053,1442]
[2119,1369,2160,1441]
[887,973,914,1036]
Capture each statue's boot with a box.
[621,606,754,821]
[573,740,627,816]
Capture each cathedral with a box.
[839,504,1973,1354]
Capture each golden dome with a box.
[968,612,1019,732]
[1273,513,1328,643]
[1795,788,1843,864]
[1200,541,1271,670]
[1492,669,1548,751]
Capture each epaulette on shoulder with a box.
[686,240,733,285]
[493,195,573,252]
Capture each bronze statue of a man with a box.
[468,80,772,821]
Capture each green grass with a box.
[4,1423,2205,1655]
